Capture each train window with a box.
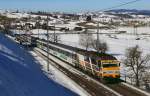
[72,54,76,59]
[49,46,52,49]
[68,52,72,57]
[98,61,101,67]
[61,50,67,56]
[56,48,59,52]
[66,52,70,57]
[50,46,53,50]
[57,48,60,52]
[43,43,47,47]
[103,64,118,68]
[63,51,69,56]
[119,63,120,66]
[61,51,65,55]
[84,56,89,62]
[67,52,71,57]
[52,47,56,51]
[62,51,71,57]
[91,58,96,64]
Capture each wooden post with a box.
[47,16,50,71]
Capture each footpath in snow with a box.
[0,32,78,96]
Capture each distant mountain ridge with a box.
[106,9,150,15]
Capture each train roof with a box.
[78,50,117,60]
[36,37,117,60]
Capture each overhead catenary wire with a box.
[96,0,142,12]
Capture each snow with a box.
[55,23,79,30]
[31,49,90,96]
[5,13,30,18]
[117,27,150,34]
[122,82,150,96]
[85,22,106,27]
[0,32,78,96]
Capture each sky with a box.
[0,0,150,12]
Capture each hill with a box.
[0,33,77,96]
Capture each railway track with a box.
[34,48,120,96]
[33,48,150,96]
[18,32,150,36]
[107,83,146,96]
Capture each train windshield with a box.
[103,64,118,68]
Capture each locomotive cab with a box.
[100,60,120,79]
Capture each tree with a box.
[86,15,92,22]
[79,31,108,53]
[91,39,108,53]
[35,22,41,29]
[79,32,93,51]
[123,45,150,87]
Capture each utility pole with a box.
[37,16,41,39]
[19,22,21,36]
[54,22,56,42]
[53,20,56,42]
[97,22,100,52]
[38,20,40,39]
[134,25,137,36]
[24,24,29,50]
[134,25,139,39]
[47,15,50,71]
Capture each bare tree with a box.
[123,45,150,87]
[91,39,108,53]
[79,33,93,51]
[79,29,108,53]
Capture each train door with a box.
[97,60,103,77]
[89,57,94,75]
[77,53,86,70]
[73,53,79,67]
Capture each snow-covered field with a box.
[0,32,78,96]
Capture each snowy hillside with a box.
[0,33,78,96]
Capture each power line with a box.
[97,0,142,12]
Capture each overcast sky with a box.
[0,0,149,12]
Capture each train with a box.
[36,38,120,80]
[15,35,120,80]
